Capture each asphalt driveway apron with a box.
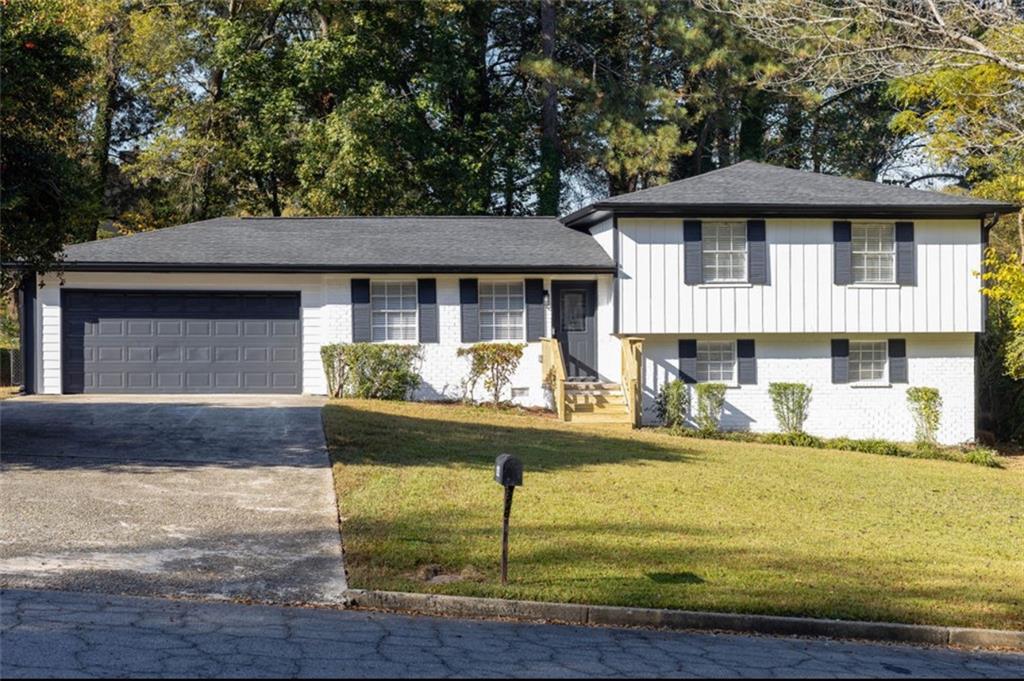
[0,395,347,604]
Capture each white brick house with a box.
[19,162,1015,444]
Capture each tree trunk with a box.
[537,0,560,215]
[737,91,766,162]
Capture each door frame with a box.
[550,280,598,381]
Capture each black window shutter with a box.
[888,338,908,383]
[417,278,438,343]
[459,278,479,343]
[352,279,371,342]
[678,339,698,384]
[833,221,852,285]
[895,222,915,285]
[737,339,756,385]
[831,339,849,384]
[525,279,545,342]
[747,220,767,285]
[683,220,703,285]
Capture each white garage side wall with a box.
[617,217,983,334]
[640,333,975,444]
[36,272,332,395]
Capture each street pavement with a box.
[2,589,1023,678]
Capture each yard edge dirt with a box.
[341,588,1024,651]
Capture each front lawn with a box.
[324,399,1024,630]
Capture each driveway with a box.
[0,395,347,604]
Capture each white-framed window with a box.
[479,280,525,341]
[697,340,736,383]
[852,222,896,284]
[849,340,888,383]
[370,280,417,341]
[702,221,748,283]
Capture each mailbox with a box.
[494,454,523,487]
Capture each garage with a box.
[61,290,302,394]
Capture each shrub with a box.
[823,437,905,457]
[694,383,727,434]
[320,343,422,400]
[907,387,942,447]
[763,431,823,448]
[961,447,1000,468]
[457,342,526,408]
[655,380,689,427]
[768,382,813,434]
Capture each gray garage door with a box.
[61,290,302,394]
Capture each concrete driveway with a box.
[0,394,347,604]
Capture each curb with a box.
[341,589,1024,650]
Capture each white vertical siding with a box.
[618,217,983,334]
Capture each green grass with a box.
[324,399,1024,630]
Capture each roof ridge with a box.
[237,215,560,220]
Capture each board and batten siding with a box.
[616,217,983,334]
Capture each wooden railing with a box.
[620,336,644,428]
[540,337,568,421]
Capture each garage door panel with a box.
[62,290,302,394]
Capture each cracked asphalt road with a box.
[2,589,1022,678]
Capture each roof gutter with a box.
[44,262,618,275]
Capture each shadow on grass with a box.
[323,401,697,471]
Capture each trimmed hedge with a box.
[668,426,999,468]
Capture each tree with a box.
[1,0,99,293]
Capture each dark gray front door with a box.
[552,281,597,380]
[61,290,302,394]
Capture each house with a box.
[18,161,1016,444]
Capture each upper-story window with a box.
[371,280,417,341]
[697,340,736,383]
[849,340,887,383]
[702,221,747,283]
[852,223,896,284]
[479,281,525,341]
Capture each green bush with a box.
[457,342,526,408]
[763,432,824,448]
[655,380,689,427]
[961,447,1000,468]
[320,343,422,400]
[824,437,905,457]
[694,383,727,434]
[768,382,813,434]
[906,386,942,447]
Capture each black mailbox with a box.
[494,454,523,487]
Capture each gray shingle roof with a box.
[60,216,616,273]
[563,161,1016,225]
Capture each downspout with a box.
[19,272,36,394]
[612,215,620,336]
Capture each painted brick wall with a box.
[640,333,975,444]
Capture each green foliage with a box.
[694,383,727,434]
[767,382,813,434]
[762,431,823,448]
[980,249,1024,380]
[0,0,99,292]
[655,380,689,427]
[457,343,526,408]
[824,437,905,458]
[906,387,943,448]
[978,297,1024,444]
[320,343,422,401]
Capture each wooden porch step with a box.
[565,382,621,391]
[566,410,632,424]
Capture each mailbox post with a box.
[494,454,523,585]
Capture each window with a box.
[849,340,887,383]
[852,223,895,283]
[702,222,747,283]
[479,281,525,341]
[697,340,736,383]
[370,280,417,341]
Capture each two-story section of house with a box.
[563,162,1015,444]
[19,161,1015,444]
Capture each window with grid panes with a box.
[479,281,525,341]
[852,223,896,283]
[370,281,417,341]
[702,222,748,282]
[849,340,888,383]
[697,340,736,383]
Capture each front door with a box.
[552,281,597,380]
